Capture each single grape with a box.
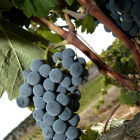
[71,90,81,101]
[34,97,46,109]
[59,107,73,121]
[134,17,140,24]
[131,2,140,17]
[40,121,48,130]
[82,68,89,80]
[75,57,86,67]
[124,14,134,22]
[43,78,56,91]
[72,77,83,86]
[43,91,56,103]
[111,12,120,21]
[73,102,80,112]
[62,56,74,69]
[16,96,30,108]
[53,52,63,63]
[46,101,62,116]
[66,126,79,139]
[129,25,139,36]
[62,48,75,58]
[70,62,84,77]
[49,68,64,83]
[42,126,54,138]
[68,113,80,127]
[53,133,66,140]
[33,109,44,121]
[36,120,41,127]
[22,69,31,79]
[56,93,70,106]
[56,84,67,94]
[19,84,33,97]
[31,59,44,72]
[33,84,45,97]
[53,119,68,134]
[43,112,57,126]
[116,0,132,13]
[67,85,77,92]
[109,0,117,13]
[116,21,121,27]
[61,76,71,87]
[121,20,133,31]
[27,71,42,85]
[104,25,111,32]
[39,64,52,78]
[33,96,38,102]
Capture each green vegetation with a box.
[78,75,112,113]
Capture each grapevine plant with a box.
[1,0,140,139]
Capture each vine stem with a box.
[103,104,120,134]
[77,0,140,74]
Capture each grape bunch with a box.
[16,48,89,140]
[95,0,140,38]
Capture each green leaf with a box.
[36,27,64,43]
[13,0,58,18]
[75,15,98,34]
[0,19,53,100]
[0,0,14,10]
[81,124,98,140]
[65,0,74,6]
[118,90,140,107]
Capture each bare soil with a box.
[78,86,140,130]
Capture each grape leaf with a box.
[13,0,58,18]
[75,15,98,34]
[0,0,14,10]
[118,90,140,107]
[65,0,74,6]
[0,19,53,100]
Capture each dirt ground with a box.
[78,86,140,130]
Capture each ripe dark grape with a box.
[72,77,83,86]
[22,69,31,79]
[49,68,64,83]
[46,101,62,116]
[56,85,67,94]
[31,59,44,72]
[36,120,41,127]
[53,119,68,134]
[34,97,46,109]
[43,112,57,126]
[68,113,80,127]
[67,85,77,92]
[59,107,73,121]
[39,64,52,78]
[129,25,139,36]
[62,48,75,58]
[61,76,71,87]
[121,20,133,31]
[111,12,120,21]
[124,14,134,22]
[116,0,132,13]
[42,126,54,138]
[82,68,89,80]
[16,96,31,108]
[27,71,42,85]
[33,84,45,97]
[56,93,70,106]
[40,121,48,130]
[33,109,44,121]
[71,90,81,101]
[43,91,56,103]
[131,2,140,17]
[134,17,140,24]
[66,126,79,139]
[109,0,117,12]
[62,56,74,69]
[75,57,86,67]
[19,84,33,97]
[53,52,63,63]
[104,25,111,32]
[43,78,56,91]
[70,62,84,77]
[53,133,66,140]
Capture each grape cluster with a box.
[16,48,89,140]
[95,0,140,37]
